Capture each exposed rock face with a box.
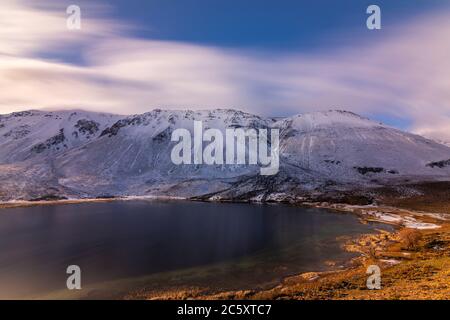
[75,119,100,136]
[31,128,66,153]
[427,159,450,169]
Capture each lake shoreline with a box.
[1,195,448,300]
[123,199,449,300]
[132,200,448,300]
[0,195,185,210]
[1,195,444,231]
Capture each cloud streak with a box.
[0,0,449,141]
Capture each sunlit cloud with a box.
[0,0,125,57]
[0,0,449,141]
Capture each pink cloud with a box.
[0,0,449,141]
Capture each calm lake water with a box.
[0,200,391,299]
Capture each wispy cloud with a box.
[0,0,124,56]
[0,0,449,141]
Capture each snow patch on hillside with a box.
[0,108,449,201]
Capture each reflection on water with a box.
[0,200,391,299]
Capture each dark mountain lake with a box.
[0,200,392,299]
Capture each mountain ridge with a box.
[0,108,449,202]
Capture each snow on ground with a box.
[315,203,442,229]
[347,205,441,229]
[1,108,450,201]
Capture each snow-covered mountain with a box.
[0,110,121,163]
[0,108,449,201]
[434,139,450,148]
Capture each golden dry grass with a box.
[134,222,450,300]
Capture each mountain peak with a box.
[285,109,382,130]
[0,107,450,201]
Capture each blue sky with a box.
[100,0,444,130]
[48,0,449,61]
[1,0,450,140]
[99,0,445,48]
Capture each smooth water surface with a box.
[0,200,391,299]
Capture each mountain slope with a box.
[278,111,450,181]
[0,110,121,163]
[0,108,449,201]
